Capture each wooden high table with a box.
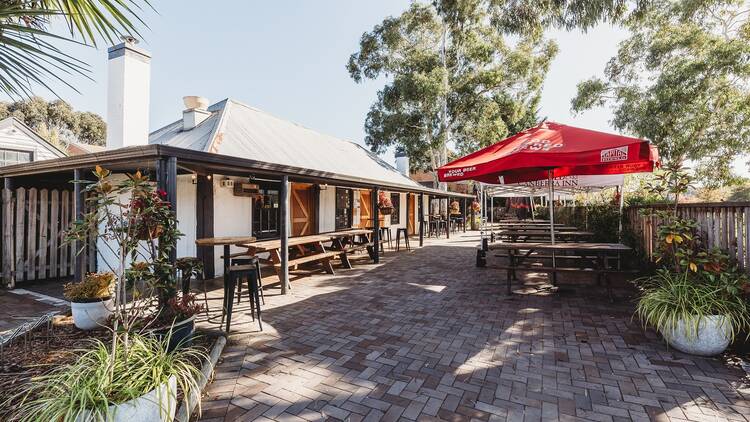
[194,236,257,332]
[487,242,633,297]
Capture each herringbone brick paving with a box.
[195,232,750,422]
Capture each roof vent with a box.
[182,96,211,131]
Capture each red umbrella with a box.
[438,121,659,247]
[437,121,658,184]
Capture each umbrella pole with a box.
[529,196,535,220]
[548,170,557,286]
[618,184,625,241]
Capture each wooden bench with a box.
[274,250,340,274]
[488,263,639,301]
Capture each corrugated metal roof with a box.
[148,98,422,188]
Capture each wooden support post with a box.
[446,197,451,239]
[371,187,380,263]
[73,169,85,282]
[463,198,467,232]
[2,177,13,288]
[419,193,424,247]
[165,157,177,266]
[280,175,290,294]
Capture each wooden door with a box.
[407,194,416,235]
[291,183,317,236]
[359,190,371,228]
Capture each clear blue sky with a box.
[23,1,748,175]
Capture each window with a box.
[252,183,280,239]
[390,193,400,224]
[335,188,353,229]
[0,149,32,166]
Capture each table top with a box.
[195,236,256,247]
[489,242,632,252]
[243,235,332,251]
[327,229,372,238]
[495,229,594,236]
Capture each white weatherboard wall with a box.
[318,187,336,232]
[212,175,253,276]
[0,124,63,162]
[176,175,196,258]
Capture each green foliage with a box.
[63,272,114,302]
[0,0,152,97]
[66,166,183,336]
[0,96,106,146]
[8,334,205,421]
[635,269,750,341]
[347,1,557,179]
[585,204,621,243]
[571,0,750,185]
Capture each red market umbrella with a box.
[438,121,659,248]
[437,121,658,185]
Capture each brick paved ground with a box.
[193,232,750,422]
[0,288,67,336]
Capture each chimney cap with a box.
[183,96,210,111]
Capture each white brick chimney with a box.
[106,36,151,149]
[395,149,410,176]
[182,96,211,130]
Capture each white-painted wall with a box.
[212,175,253,276]
[176,174,196,259]
[318,186,336,232]
[0,122,65,163]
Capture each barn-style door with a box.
[290,183,317,236]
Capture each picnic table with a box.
[484,242,634,299]
[493,229,594,243]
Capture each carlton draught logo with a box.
[600,146,628,162]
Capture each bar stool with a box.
[222,258,262,332]
[231,258,265,305]
[380,227,393,250]
[395,228,410,251]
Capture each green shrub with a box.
[9,334,205,421]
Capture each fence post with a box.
[2,178,14,288]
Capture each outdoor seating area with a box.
[2,2,750,420]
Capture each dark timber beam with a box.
[419,193,424,247]
[73,169,85,282]
[280,175,290,294]
[156,157,178,266]
[371,187,380,263]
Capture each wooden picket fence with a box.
[1,187,96,288]
[625,202,750,271]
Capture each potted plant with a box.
[636,268,749,356]
[153,293,204,352]
[64,272,115,330]
[449,199,461,215]
[9,335,204,422]
[634,164,750,355]
[378,191,393,215]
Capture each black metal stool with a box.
[380,227,392,250]
[231,258,265,305]
[222,258,262,332]
[395,228,411,251]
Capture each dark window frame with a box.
[390,193,401,225]
[335,187,353,230]
[252,181,281,239]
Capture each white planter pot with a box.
[76,376,177,422]
[661,315,731,356]
[70,298,113,330]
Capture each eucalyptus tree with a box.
[0,0,152,98]
[347,1,558,186]
[571,0,750,185]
